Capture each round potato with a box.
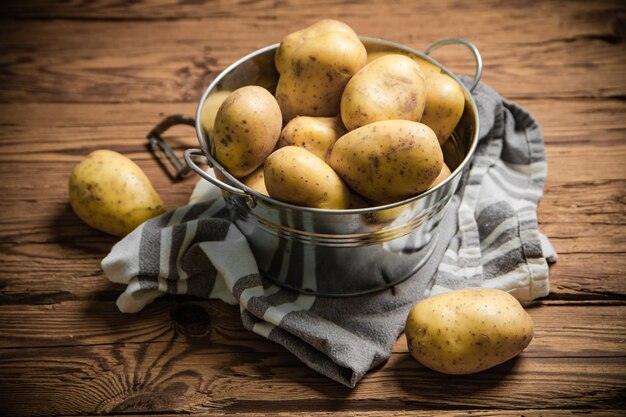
[341,54,426,131]
[405,288,535,374]
[68,150,166,237]
[213,86,282,178]
[242,165,268,196]
[278,116,346,163]
[420,73,465,144]
[366,49,442,78]
[199,90,231,138]
[264,146,350,209]
[275,20,367,121]
[330,120,443,203]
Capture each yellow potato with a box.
[275,20,367,121]
[213,86,282,178]
[411,55,444,78]
[242,165,268,196]
[428,163,452,189]
[199,90,231,137]
[341,54,427,131]
[366,49,442,78]
[264,146,350,209]
[420,73,465,144]
[442,138,464,172]
[330,120,443,203]
[348,192,371,209]
[278,116,346,163]
[68,150,166,237]
[405,288,535,374]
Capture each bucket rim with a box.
[194,36,480,215]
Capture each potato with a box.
[330,120,443,203]
[442,138,464,172]
[68,150,166,237]
[420,73,465,144]
[275,20,367,121]
[428,163,452,189]
[213,86,282,178]
[366,49,442,78]
[278,116,346,163]
[348,192,370,209]
[242,165,268,196]
[199,90,231,137]
[340,54,426,131]
[264,146,350,209]
[405,288,534,374]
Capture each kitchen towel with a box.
[102,79,557,388]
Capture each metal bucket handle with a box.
[184,148,257,207]
[425,38,483,92]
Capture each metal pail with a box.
[185,37,482,296]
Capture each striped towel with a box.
[102,80,556,388]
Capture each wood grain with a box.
[0,345,624,416]
[0,0,625,415]
[0,6,624,104]
[73,413,626,417]
[0,300,624,356]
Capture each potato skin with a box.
[420,73,465,144]
[199,90,231,138]
[275,20,367,121]
[68,150,166,237]
[341,54,426,131]
[366,50,442,78]
[242,165,269,196]
[405,288,535,375]
[278,116,346,163]
[213,86,282,178]
[264,146,350,209]
[428,163,452,189]
[330,120,443,203]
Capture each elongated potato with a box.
[264,146,350,209]
[420,73,465,144]
[405,288,535,374]
[278,116,346,163]
[330,120,443,203]
[213,86,282,178]
[68,150,166,237]
[275,20,367,121]
[341,54,426,131]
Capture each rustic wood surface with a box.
[0,0,625,415]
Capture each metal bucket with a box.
[184,37,482,297]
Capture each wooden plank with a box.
[0,239,624,304]
[63,412,626,417]
[0,299,624,357]
[2,0,623,39]
[0,98,624,153]
[1,156,623,243]
[1,237,623,305]
[0,14,624,104]
[0,345,623,415]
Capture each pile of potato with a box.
[201,19,466,209]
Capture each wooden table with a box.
[1,1,625,415]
